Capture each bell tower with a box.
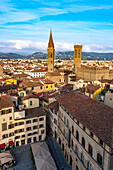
[74,45,82,74]
[47,30,55,72]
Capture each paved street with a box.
[10,144,35,170]
[47,135,72,170]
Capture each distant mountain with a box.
[0,51,113,60]
[0,53,24,59]
[27,52,47,59]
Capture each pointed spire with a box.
[48,29,54,48]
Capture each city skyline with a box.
[0,0,113,54]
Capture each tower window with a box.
[75,49,77,58]
[78,49,80,58]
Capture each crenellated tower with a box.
[47,30,55,72]
[74,45,82,74]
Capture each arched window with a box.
[88,144,93,156]
[67,119,69,127]
[64,116,66,123]
[75,145,78,155]
[71,139,73,147]
[82,137,85,148]
[87,162,92,170]
[81,153,84,163]
[76,131,79,141]
[97,153,102,166]
[72,125,74,134]
[64,129,65,137]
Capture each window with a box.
[2,123,7,131]
[26,120,31,124]
[75,146,78,155]
[15,123,19,126]
[83,126,85,131]
[28,133,32,136]
[41,130,45,134]
[82,137,85,148]
[19,129,24,132]
[64,116,66,123]
[72,125,74,134]
[19,122,24,125]
[54,118,57,125]
[33,126,37,129]
[88,144,93,156]
[76,131,79,141]
[2,134,8,139]
[39,135,42,141]
[33,131,38,135]
[33,119,37,123]
[100,139,103,146]
[32,87,34,90]
[46,86,48,88]
[9,109,12,113]
[30,101,32,106]
[97,153,102,166]
[1,110,5,115]
[20,92,24,97]
[87,162,92,170]
[8,124,14,129]
[77,120,79,125]
[39,124,44,128]
[9,117,12,120]
[51,85,52,88]
[81,153,84,163]
[90,132,93,138]
[51,61,52,64]
[71,139,73,147]
[67,120,69,127]
[40,86,42,89]
[39,117,44,121]
[15,136,20,140]
[9,132,14,137]
[26,127,31,131]
[15,130,18,134]
[22,135,25,138]
[51,53,52,58]
[75,49,77,58]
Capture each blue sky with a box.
[0,0,113,54]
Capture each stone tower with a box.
[47,30,55,72]
[74,45,82,74]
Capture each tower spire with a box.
[48,29,54,48]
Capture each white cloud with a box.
[0,40,113,55]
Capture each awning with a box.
[0,143,5,149]
[9,141,13,146]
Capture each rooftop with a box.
[57,91,113,148]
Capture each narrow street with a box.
[46,135,72,170]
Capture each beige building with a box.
[74,45,110,81]
[0,93,46,148]
[56,91,113,170]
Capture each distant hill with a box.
[0,51,113,60]
[0,53,24,59]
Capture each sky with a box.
[0,0,113,55]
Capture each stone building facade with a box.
[56,91,113,170]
